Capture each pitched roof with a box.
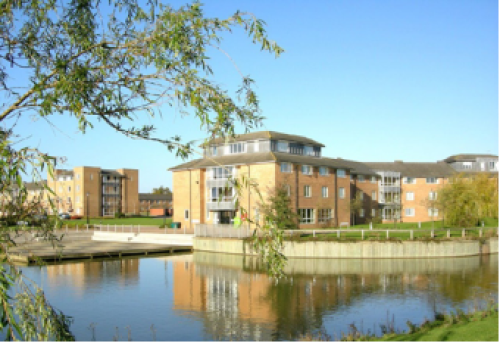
[443,154,498,163]
[200,131,325,147]
[169,152,355,171]
[331,159,379,176]
[139,193,172,201]
[364,161,456,177]
[101,169,125,177]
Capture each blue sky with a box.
[13,0,498,192]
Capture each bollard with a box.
[386,230,389,239]
[479,228,483,237]
[462,228,465,238]
[313,230,315,238]
[431,230,434,238]
[482,221,484,227]
[369,222,372,230]
[337,230,340,238]
[361,230,364,240]
[410,230,413,240]
[447,229,450,238]
[418,222,421,229]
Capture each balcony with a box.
[206,199,236,211]
[206,178,236,189]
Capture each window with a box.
[302,165,312,175]
[67,197,71,202]
[426,177,439,184]
[76,196,80,203]
[371,176,377,183]
[406,192,414,201]
[429,191,437,200]
[359,209,365,218]
[90,173,93,181]
[358,175,365,182]
[489,161,496,169]
[211,146,217,156]
[298,209,314,224]
[337,169,346,178]
[338,187,345,199]
[371,209,376,217]
[371,191,377,201]
[184,210,189,220]
[277,141,288,152]
[284,184,291,196]
[211,166,233,179]
[322,186,328,198]
[304,185,311,197]
[304,146,314,156]
[67,186,71,192]
[318,209,332,223]
[280,162,292,173]
[76,174,80,180]
[350,174,354,180]
[229,142,246,154]
[359,192,364,200]
[76,185,80,192]
[319,167,329,176]
[463,162,472,170]
[428,208,439,217]
[403,177,416,184]
[405,208,415,217]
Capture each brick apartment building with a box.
[46,167,139,217]
[169,131,498,230]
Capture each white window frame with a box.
[302,165,312,175]
[298,208,315,224]
[318,209,332,223]
[403,177,416,184]
[304,185,311,198]
[426,177,439,184]
[405,208,415,217]
[319,167,329,176]
[211,146,217,156]
[406,192,415,201]
[337,169,346,178]
[359,209,365,218]
[76,174,80,180]
[229,142,246,154]
[371,176,377,183]
[358,175,365,182]
[280,162,292,173]
[322,186,328,198]
[371,209,376,217]
[372,191,377,201]
[284,184,291,196]
[463,162,472,170]
[428,208,439,217]
[359,192,364,200]
[339,187,345,199]
[429,191,437,201]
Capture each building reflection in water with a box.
[173,252,498,341]
[45,259,140,296]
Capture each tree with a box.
[437,173,498,228]
[349,191,363,226]
[152,186,172,196]
[0,0,283,339]
[259,184,299,231]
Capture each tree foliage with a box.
[0,0,283,339]
[437,173,498,227]
[152,186,172,195]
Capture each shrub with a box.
[114,212,125,218]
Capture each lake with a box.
[19,252,498,341]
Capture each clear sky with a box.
[13,0,499,192]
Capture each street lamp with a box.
[86,192,90,225]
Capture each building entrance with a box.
[218,211,235,224]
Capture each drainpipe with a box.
[189,170,192,231]
[334,170,338,227]
[295,164,299,228]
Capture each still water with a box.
[19,252,498,341]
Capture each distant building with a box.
[47,167,139,217]
[169,131,498,229]
[139,193,173,213]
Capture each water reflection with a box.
[18,253,498,341]
[172,253,498,340]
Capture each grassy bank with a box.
[347,217,498,230]
[301,305,499,341]
[379,310,498,341]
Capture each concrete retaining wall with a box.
[193,237,498,259]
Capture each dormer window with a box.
[211,146,217,156]
[304,146,314,156]
[277,141,288,152]
[229,142,246,154]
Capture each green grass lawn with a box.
[60,217,172,227]
[381,311,498,341]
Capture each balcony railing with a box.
[195,223,252,238]
[206,178,235,188]
[206,201,236,211]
